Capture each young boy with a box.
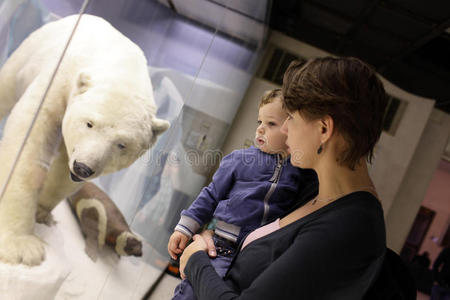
[168,89,317,300]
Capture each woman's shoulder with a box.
[339,191,383,215]
[283,192,384,246]
[321,191,384,224]
[310,191,386,247]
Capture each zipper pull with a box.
[269,154,283,182]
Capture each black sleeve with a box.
[433,248,450,278]
[186,252,239,299]
[186,209,384,300]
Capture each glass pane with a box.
[0,0,271,298]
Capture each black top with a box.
[185,191,386,300]
[433,247,450,287]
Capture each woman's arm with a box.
[181,232,239,299]
[183,206,384,300]
[179,230,216,279]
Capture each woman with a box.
[179,57,388,299]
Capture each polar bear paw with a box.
[36,206,56,226]
[0,234,46,266]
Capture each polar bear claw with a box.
[0,234,46,266]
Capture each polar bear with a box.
[0,14,169,266]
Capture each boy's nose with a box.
[257,125,265,133]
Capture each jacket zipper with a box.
[261,154,283,225]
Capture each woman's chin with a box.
[291,160,303,167]
[289,153,310,169]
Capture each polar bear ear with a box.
[76,72,92,94]
[151,117,170,137]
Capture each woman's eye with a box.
[86,122,93,128]
[118,143,126,149]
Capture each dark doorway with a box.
[401,206,436,262]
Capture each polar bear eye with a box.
[86,122,93,128]
[118,143,126,149]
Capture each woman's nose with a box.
[280,119,288,135]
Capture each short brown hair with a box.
[282,57,388,169]
[259,88,282,108]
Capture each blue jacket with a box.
[175,146,317,243]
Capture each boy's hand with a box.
[168,231,189,260]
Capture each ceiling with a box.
[160,0,449,113]
[270,0,450,113]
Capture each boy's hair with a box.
[259,88,282,108]
[282,56,388,169]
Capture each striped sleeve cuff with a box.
[174,215,202,238]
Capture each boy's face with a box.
[255,98,289,156]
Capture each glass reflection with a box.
[0,0,271,298]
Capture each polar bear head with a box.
[62,72,170,182]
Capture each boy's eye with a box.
[257,120,262,125]
[268,122,276,126]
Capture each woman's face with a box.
[281,111,321,168]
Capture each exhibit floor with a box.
[0,200,167,299]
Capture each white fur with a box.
[75,198,107,248]
[0,15,169,265]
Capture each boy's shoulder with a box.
[220,147,282,173]
[225,146,269,161]
[229,146,260,155]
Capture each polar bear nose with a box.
[73,160,95,178]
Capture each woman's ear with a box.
[319,115,334,144]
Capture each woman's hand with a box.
[200,229,217,258]
[179,230,217,279]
